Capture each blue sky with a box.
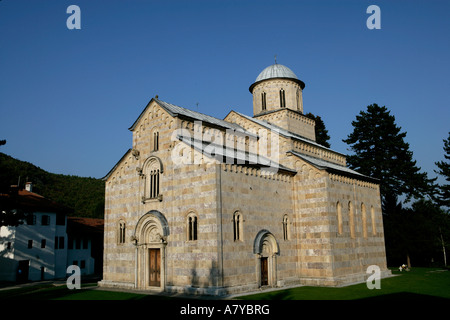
[0,0,449,183]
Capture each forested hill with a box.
[0,152,105,219]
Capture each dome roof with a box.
[255,63,299,82]
[249,63,305,92]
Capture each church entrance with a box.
[134,210,169,291]
[260,257,268,286]
[253,230,279,287]
[148,248,161,287]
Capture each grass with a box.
[238,267,450,300]
[0,268,449,300]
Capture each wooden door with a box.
[148,249,161,287]
[260,257,268,286]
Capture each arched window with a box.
[361,203,367,238]
[143,157,163,201]
[118,220,126,244]
[233,211,243,241]
[279,89,286,108]
[348,201,355,239]
[337,201,343,235]
[261,92,267,111]
[153,131,159,151]
[282,215,290,240]
[187,212,198,241]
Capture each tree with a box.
[343,103,434,203]
[305,113,331,148]
[435,132,450,209]
[0,187,26,228]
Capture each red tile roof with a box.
[0,188,72,214]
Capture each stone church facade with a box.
[99,63,390,295]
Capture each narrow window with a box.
[27,214,36,225]
[282,215,289,240]
[362,203,367,239]
[119,221,126,244]
[261,92,267,111]
[42,215,50,226]
[28,240,33,249]
[349,201,355,239]
[149,169,160,199]
[337,201,343,235]
[233,212,243,241]
[153,131,159,151]
[279,89,286,108]
[187,214,198,241]
[371,206,377,235]
[41,239,46,248]
[193,216,197,241]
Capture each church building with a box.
[99,62,390,295]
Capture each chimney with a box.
[25,182,33,192]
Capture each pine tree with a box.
[435,132,450,209]
[305,113,331,148]
[343,103,434,203]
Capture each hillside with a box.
[0,152,105,218]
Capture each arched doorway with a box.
[253,230,279,287]
[133,210,169,290]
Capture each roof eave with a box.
[249,77,306,93]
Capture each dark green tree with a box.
[343,103,434,203]
[435,132,450,209]
[305,113,331,148]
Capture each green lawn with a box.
[238,267,450,300]
[1,268,449,300]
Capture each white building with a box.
[0,185,103,282]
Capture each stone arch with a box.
[253,230,279,287]
[253,229,279,255]
[133,210,169,290]
[134,210,169,243]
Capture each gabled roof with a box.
[288,151,379,183]
[229,110,345,156]
[129,98,254,136]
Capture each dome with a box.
[255,63,299,82]
[249,63,305,92]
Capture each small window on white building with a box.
[42,215,50,226]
